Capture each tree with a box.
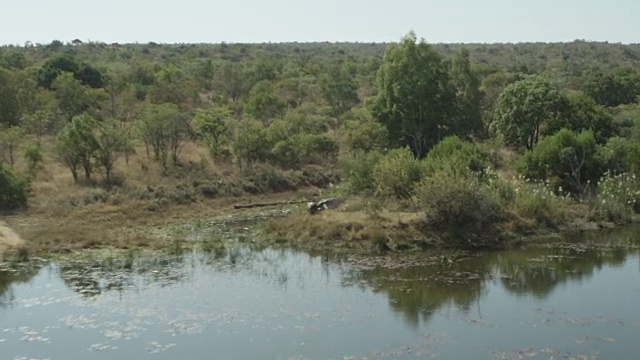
[450,48,483,138]
[0,126,24,168]
[55,113,99,182]
[93,119,131,182]
[370,32,456,158]
[583,69,640,107]
[148,64,197,106]
[213,61,248,103]
[342,109,388,154]
[232,120,270,169]
[37,55,80,89]
[0,165,28,211]
[494,75,563,150]
[190,106,232,160]
[1,50,26,70]
[319,60,360,123]
[138,103,188,170]
[52,72,93,120]
[519,129,601,196]
[543,91,617,144]
[0,69,21,127]
[244,81,287,126]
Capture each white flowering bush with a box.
[510,176,569,227]
[597,171,640,223]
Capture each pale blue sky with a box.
[0,0,638,45]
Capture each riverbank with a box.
[257,195,618,254]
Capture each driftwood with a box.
[232,198,343,214]
[307,198,341,215]
[233,200,308,209]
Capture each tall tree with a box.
[55,113,99,182]
[190,106,232,160]
[0,69,21,127]
[493,75,564,150]
[244,81,287,126]
[370,32,455,158]
[319,60,360,120]
[450,48,483,138]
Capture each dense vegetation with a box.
[2,33,640,250]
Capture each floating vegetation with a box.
[0,232,638,359]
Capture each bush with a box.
[598,136,640,174]
[597,172,640,223]
[512,180,567,227]
[372,147,423,199]
[519,129,602,197]
[422,136,492,179]
[338,151,384,194]
[0,165,29,211]
[413,168,506,244]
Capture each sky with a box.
[0,0,638,45]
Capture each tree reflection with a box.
[344,226,639,328]
[0,265,41,308]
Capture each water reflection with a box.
[0,265,40,308]
[0,226,638,359]
[341,225,640,328]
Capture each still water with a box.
[1,226,639,359]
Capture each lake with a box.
[1,225,639,359]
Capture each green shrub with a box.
[24,141,44,174]
[512,180,567,227]
[372,147,423,199]
[422,136,492,179]
[338,151,384,194]
[598,136,640,174]
[413,168,506,243]
[519,129,602,197]
[0,165,29,211]
[597,172,640,223]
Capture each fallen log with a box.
[233,200,308,209]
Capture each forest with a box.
[2,33,640,253]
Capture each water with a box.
[1,226,639,359]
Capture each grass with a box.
[2,136,336,258]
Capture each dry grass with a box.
[260,206,431,253]
[2,136,336,257]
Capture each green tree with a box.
[494,75,563,150]
[37,55,80,89]
[450,48,483,138]
[148,64,197,106]
[55,113,99,182]
[93,119,131,182]
[583,69,640,107]
[0,69,21,127]
[1,50,26,70]
[232,120,270,169]
[543,91,617,143]
[319,60,360,124]
[342,109,388,154]
[0,126,24,168]
[213,61,248,103]
[244,81,287,126]
[370,32,456,158]
[52,72,94,120]
[138,103,188,170]
[190,106,232,160]
[0,165,29,211]
[520,129,601,196]
[23,142,44,175]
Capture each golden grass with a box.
[2,135,334,257]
